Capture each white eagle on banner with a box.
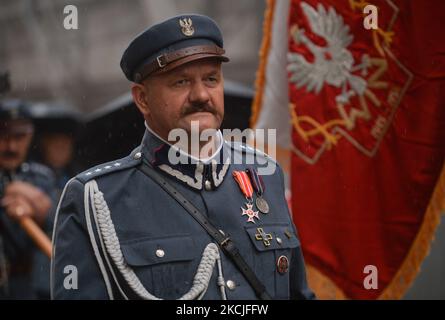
[287,1,370,104]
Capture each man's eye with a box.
[206,76,218,84]
[174,79,189,86]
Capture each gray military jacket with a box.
[51,130,314,300]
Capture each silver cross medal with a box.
[242,202,259,223]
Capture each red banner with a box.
[287,0,445,299]
[252,0,445,299]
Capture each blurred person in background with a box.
[29,102,82,196]
[0,99,56,299]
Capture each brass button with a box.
[226,280,236,290]
[134,152,142,160]
[155,249,165,258]
[204,180,212,191]
[276,237,283,245]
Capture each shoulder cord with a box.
[84,179,227,300]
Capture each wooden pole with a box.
[19,217,52,258]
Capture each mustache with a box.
[181,103,217,117]
[0,151,19,159]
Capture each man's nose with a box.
[188,80,210,105]
[6,137,18,150]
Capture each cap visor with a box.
[153,53,229,75]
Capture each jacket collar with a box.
[140,126,230,191]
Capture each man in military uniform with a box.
[51,14,314,300]
[0,99,56,299]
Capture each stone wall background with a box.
[0,0,265,112]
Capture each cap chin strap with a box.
[134,44,227,82]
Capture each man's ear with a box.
[131,83,150,117]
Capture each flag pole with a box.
[19,217,52,258]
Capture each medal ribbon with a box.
[232,171,254,199]
[246,168,264,196]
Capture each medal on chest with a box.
[246,167,270,214]
[232,170,259,223]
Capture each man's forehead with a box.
[0,119,34,135]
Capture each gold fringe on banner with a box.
[306,265,347,299]
[307,161,445,300]
[379,161,445,299]
[250,0,275,128]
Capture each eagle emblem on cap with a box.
[179,18,194,36]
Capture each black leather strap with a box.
[138,162,271,300]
